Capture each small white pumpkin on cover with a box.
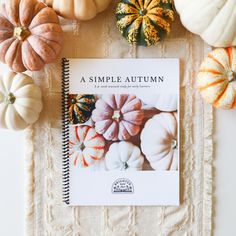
[69,125,106,168]
[141,112,178,171]
[0,71,43,130]
[175,0,236,47]
[105,141,144,171]
[136,93,177,111]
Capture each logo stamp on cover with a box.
[111,178,134,194]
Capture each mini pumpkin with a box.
[0,71,43,130]
[175,0,236,47]
[105,141,144,171]
[116,0,174,46]
[141,112,178,171]
[45,0,112,21]
[92,94,144,141]
[197,47,236,109]
[69,125,106,168]
[0,0,63,72]
[69,94,96,125]
[136,93,177,111]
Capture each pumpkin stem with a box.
[80,143,86,151]
[229,71,236,83]
[112,110,121,120]
[14,26,31,41]
[6,93,16,104]
[172,139,178,150]
[122,162,129,170]
[139,8,147,16]
[71,98,77,104]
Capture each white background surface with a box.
[0,110,236,235]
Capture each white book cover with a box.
[62,59,179,206]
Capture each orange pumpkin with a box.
[0,0,63,72]
[69,125,106,168]
[197,47,236,109]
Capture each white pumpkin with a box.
[69,125,106,168]
[175,0,236,47]
[105,141,144,171]
[141,112,178,171]
[136,93,177,111]
[0,71,43,130]
[45,0,112,21]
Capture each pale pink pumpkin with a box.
[69,125,106,168]
[141,112,178,171]
[0,0,63,72]
[92,94,144,141]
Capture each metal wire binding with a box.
[62,58,70,205]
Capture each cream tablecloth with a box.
[21,2,213,235]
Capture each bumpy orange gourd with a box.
[197,47,236,109]
[0,0,63,72]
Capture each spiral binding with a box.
[62,58,70,205]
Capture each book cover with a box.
[63,59,179,206]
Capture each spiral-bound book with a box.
[62,58,180,206]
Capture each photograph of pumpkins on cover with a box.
[69,93,178,172]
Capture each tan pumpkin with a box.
[45,0,112,21]
[197,47,236,109]
[0,0,63,72]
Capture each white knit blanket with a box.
[23,2,213,236]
